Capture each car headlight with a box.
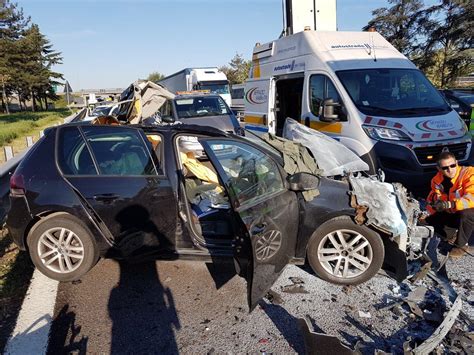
[363,126,411,141]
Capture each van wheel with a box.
[307,216,384,285]
[27,214,99,282]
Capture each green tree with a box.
[147,71,165,82]
[17,24,62,111]
[363,0,425,57]
[414,0,473,88]
[0,0,30,113]
[219,53,251,85]
[365,0,473,88]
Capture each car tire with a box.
[307,216,384,285]
[27,214,99,282]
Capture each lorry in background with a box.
[230,83,245,120]
[159,67,231,107]
[243,0,473,195]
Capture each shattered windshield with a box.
[337,69,450,117]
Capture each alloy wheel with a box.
[317,229,373,279]
[37,227,85,274]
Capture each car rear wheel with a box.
[307,216,384,285]
[27,214,99,281]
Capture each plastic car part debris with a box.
[408,296,462,354]
[410,258,432,283]
[297,316,355,355]
[358,311,372,319]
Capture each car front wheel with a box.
[27,214,99,281]
[307,216,384,285]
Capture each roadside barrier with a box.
[0,108,86,223]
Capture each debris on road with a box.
[281,277,309,294]
[358,311,371,319]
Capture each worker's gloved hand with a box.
[433,200,453,212]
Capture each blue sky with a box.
[19,0,399,90]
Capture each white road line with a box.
[4,269,59,355]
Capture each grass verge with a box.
[0,109,72,164]
[0,227,34,352]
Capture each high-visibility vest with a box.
[426,165,474,214]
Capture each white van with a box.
[243,30,473,194]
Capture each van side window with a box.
[309,75,343,118]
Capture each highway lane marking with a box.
[4,269,59,355]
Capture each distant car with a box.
[152,93,241,134]
[6,122,429,309]
[75,104,119,122]
[440,89,474,131]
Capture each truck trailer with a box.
[159,67,231,106]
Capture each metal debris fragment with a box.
[298,316,355,355]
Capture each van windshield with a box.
[337,69,450,117]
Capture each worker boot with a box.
[449,246,468,258]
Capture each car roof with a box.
[173,94,221,100]
[63,122,232,137]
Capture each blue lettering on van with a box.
[273,60,305,72]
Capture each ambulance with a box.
[243,3,473,194]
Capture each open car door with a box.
[199,138,299,310]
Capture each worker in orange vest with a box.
[425,151,474,258]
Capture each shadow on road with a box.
[47,305,88,354]
[108,260,181,353]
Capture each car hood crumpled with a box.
[282,118,369,176]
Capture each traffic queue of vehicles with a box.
[4,3,472,311]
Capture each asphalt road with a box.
[45,251,473,354]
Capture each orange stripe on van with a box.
[245,115,265,125]
[308,121,342,133]
[251,58,261,79]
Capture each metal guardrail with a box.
[0,109,85,223]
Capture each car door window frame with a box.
[56,125,162,177]
[198,138,287,211]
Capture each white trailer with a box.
[159,67,231,106]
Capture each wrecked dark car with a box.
[6,119,430,309]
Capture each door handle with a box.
[251,222,267,236]
[93,193,119,202]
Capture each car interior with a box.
[175,135,234,245]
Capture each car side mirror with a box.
[162,115,175,123]
[320,98,341,122]
[288,172,320,191]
